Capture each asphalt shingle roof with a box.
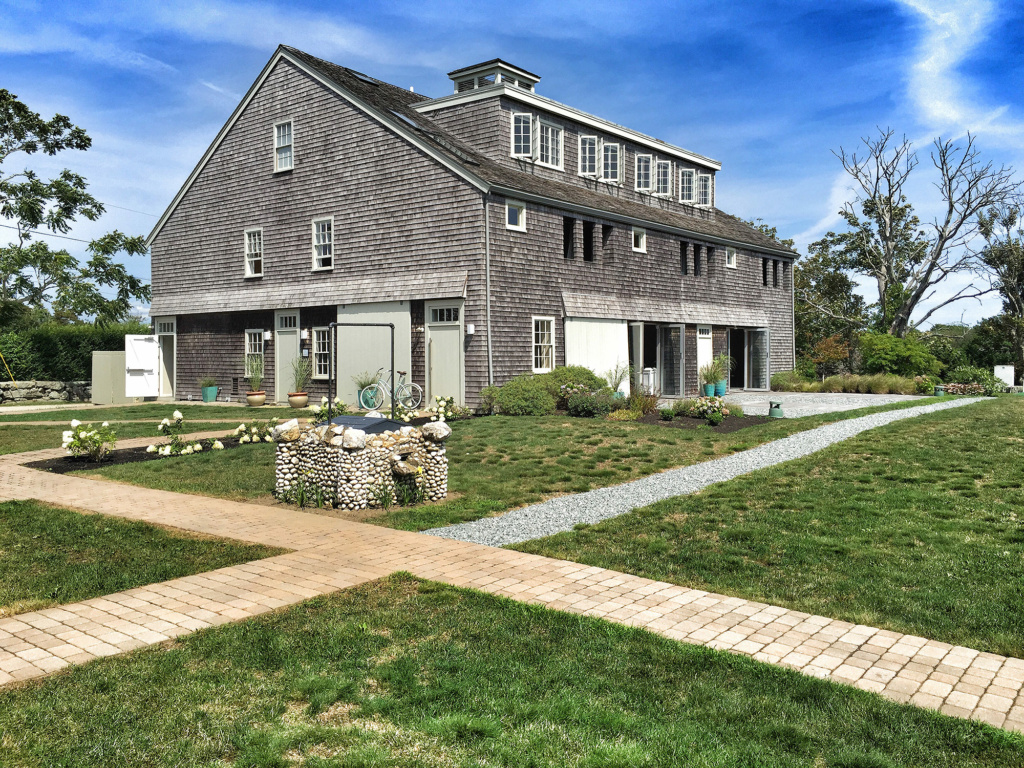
[284,46,797,258]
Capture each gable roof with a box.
[148,46,797,259]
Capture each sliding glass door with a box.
[748,329,769,390]
[659,325,682,397]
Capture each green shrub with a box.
[566,390,615,418]
[659,408,674,421]
[707,411,725,426]
[945,366,1003,396]
[494,376,556,416]
[672,398,696,416]
[478,386,500,414]
[771,370,814,392]
[536,366,605,400]
[625,389,661,415]
[607,409,640,422]
[914,374,940,394]
[0,321,149,381]
[859,333,942,377]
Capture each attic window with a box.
[512,113,532,158]
[635,155,652,192]
[274,121,293,172]
[656,161,672,196]
[698,173,712,206]
[457,79,475,92]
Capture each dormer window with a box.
[635,155,652,192]
[538,121,562,169]
[656,161,672,196]
[679,169,695,203]
[602,143,620,183]
[579,136,598,176]
[274,121,293,172]
[698,173,712,206]
[512,113,533,158]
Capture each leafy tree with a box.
[794,245,869,359]
[964,315,1017,375]
[810,335,849,379]
[858,332,941,377]
[0,89,150,324]
[978,206,1024,381]
[812,128,1019,337]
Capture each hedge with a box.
[0,322,149,382]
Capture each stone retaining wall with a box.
[0,380,91,404]
[273,419,451,509]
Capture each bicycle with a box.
[359,367,423,411]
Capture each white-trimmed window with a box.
[245,329,264,376]
[635,154,652,192]
[579,136,598,176]
[538,121,563,169]
[430,306,460,323]
[679,169,695,203]
[274,121,293,172]
[312,327,331,379]
[532,316,554,373]
[506,201,526,231]
[512,113,533,158]
[698,173,712,206]
[244,228,263,277]
[602,143,620,183]
[311,217,333,270]
[656,161,672,196]
[632,227,647,253]
[726,247,737,269]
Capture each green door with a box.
[275,311,300,403]
[426,302,464,403]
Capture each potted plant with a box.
[199,375,218,403]
[698,360,722,397]
[714,354,734,396]
[352,370,377,410]
[245,353,266,407]
[289,357,312,409]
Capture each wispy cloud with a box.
[0,25,177,77]
[200,80,241,101]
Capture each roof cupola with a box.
[447,59,540,94]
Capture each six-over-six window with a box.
[532,317,554,373]
[312,328,331,379]
[312,218,333,270]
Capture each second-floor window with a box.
[538,121,562,168]
[602,143,620,183]
[579,136,598,176]
[312,218,333,270]
[698,173,712,206]
[244,228,263,277]
[512,113,532,157]
[274,121,293,172]
[679,169,695,203]
[726,247,737,269]
[656,161,672,196]
[635,155,652,192]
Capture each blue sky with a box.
[2,0,1023,326]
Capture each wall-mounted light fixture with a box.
[263,330,272,341]
[466,324,476,335]
[300,328,310,340]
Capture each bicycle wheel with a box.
[398,382,423,409]
[362,384,385,411]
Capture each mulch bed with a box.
[24,436,251,475]
[637,412,773,433]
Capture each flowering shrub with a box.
[392,401,415,423]
[428,395,457,422]
[62,419,116,461]
[147,410,224,456]
[308,396,349,423]
[558,383,590,408]
[566,390,615,418]
[235,419,277,444]
[681,396,731,422]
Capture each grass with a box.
[0,403,300,423]
[1,574,1020,767]
[514,397,1024,657]
[0,422,230,455]
[79,398,951,530]
[0,500,284,617]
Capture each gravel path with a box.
[425,397,985,547]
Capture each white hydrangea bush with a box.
[62,419,117,461]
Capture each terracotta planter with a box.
[246,391,266,407]
[288,392,309,408]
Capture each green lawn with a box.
[78,398,950,530]
[0,500,284,617]
[515,398,1024,657]
[1,574,1019,767]
[0,422,231,455]
[0,403,300,423]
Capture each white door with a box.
[696,325,713,382]
[125,334,160,398]
[275,310,300,403]
[425,301,464,403]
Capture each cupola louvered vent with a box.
[447,59,540,94]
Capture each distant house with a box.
[146,46,795,406]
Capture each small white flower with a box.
[146,445,156,453]
[70,419,81,428]
[101,422,109,428]
[240,434,250,443]
[212,440,224,450]
[172,410,183,421]
[264,435,274,442]
[160,418,170,426]
[251,427,258,434]
[182,446,193,455]
[160,446,171,456]
[321,396,328,404]
[235,424,245,434]
[62,430,73,441]
[192,443,203,451]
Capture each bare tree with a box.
[819,128,1020,337]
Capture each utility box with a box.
[994,365,1015,389]
[91,351,131,405]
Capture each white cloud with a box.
[0,26,177,77]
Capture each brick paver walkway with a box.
[2,436,1023,731]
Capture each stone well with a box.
[272,419,451,509]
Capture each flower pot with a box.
[288,392,309,409]
[702,384,715,397]
[714,380,727,397]
[201,386,218,403]
[246,391,266,407]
